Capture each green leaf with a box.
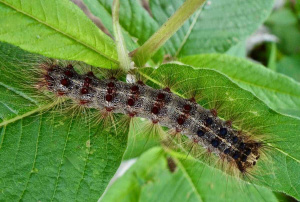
[180,54,300,118]
[149,0,274,57]
[137,64,300,200]
[0,42,127,201]
[102,147,279,202]
[276,55,300,82]
[82,0,164,63]
[0,0,118,68]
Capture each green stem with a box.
[131,0,206,67]
[112,0,131,71]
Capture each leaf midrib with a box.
[174,158,203,202]
[0,1,119,64]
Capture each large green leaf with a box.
[180,54,300,118]
[137,64,300,200]
[102,147,279,202]
[0,43,127,201]
[0,0,118,68]
[82,0,164,63]
[149,0,274,57]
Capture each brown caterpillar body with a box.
[44,63,262,173]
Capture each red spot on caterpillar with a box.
[128,112,136,117]
[183,104,191,112]
[64,70,73,77]
[80,100,89,105]
[105,94,113,102]
[131,85,139,92]
[164,87,171,92]
[107,88,113,94]
[176,128,182,133]
[225,120,232,127]
[193,138,199,143]
[107,82,115,88]
[57,91,65,96]
[137,80,144,85]
[177,115,186,125]
[152,119,159,124]
[157,93,165,100]
[87,71,94,77]
[127,98,135,106]
[210,109,218,117]
[189,97,196,103]
[66,64,73,69]
[61,78,69,86]
[151,106,160,114]
[105,107,113,112]
[44,74,52,81]
[81,88,88,94]
[84,77,92,84]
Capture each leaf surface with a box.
[180,54,300,118]
[102,147,279,202]
[0,0,118,68]
[150,0,274,57]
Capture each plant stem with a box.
[131,0,206,67]
[112,0,131,71]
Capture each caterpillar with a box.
[42,61,262,174]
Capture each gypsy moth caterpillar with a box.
[1,43,299,201]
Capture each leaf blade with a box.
[150,0,274,56]
[0,0,118,68]
[180,54,300,118]
[102,147,279,202]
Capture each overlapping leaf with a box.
[0,0,118,68]
[180,54,300,118]
[150,0,274,57]
[102,147,279,202]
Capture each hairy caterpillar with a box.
[41,61,262,174]
[2,43,300,201]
